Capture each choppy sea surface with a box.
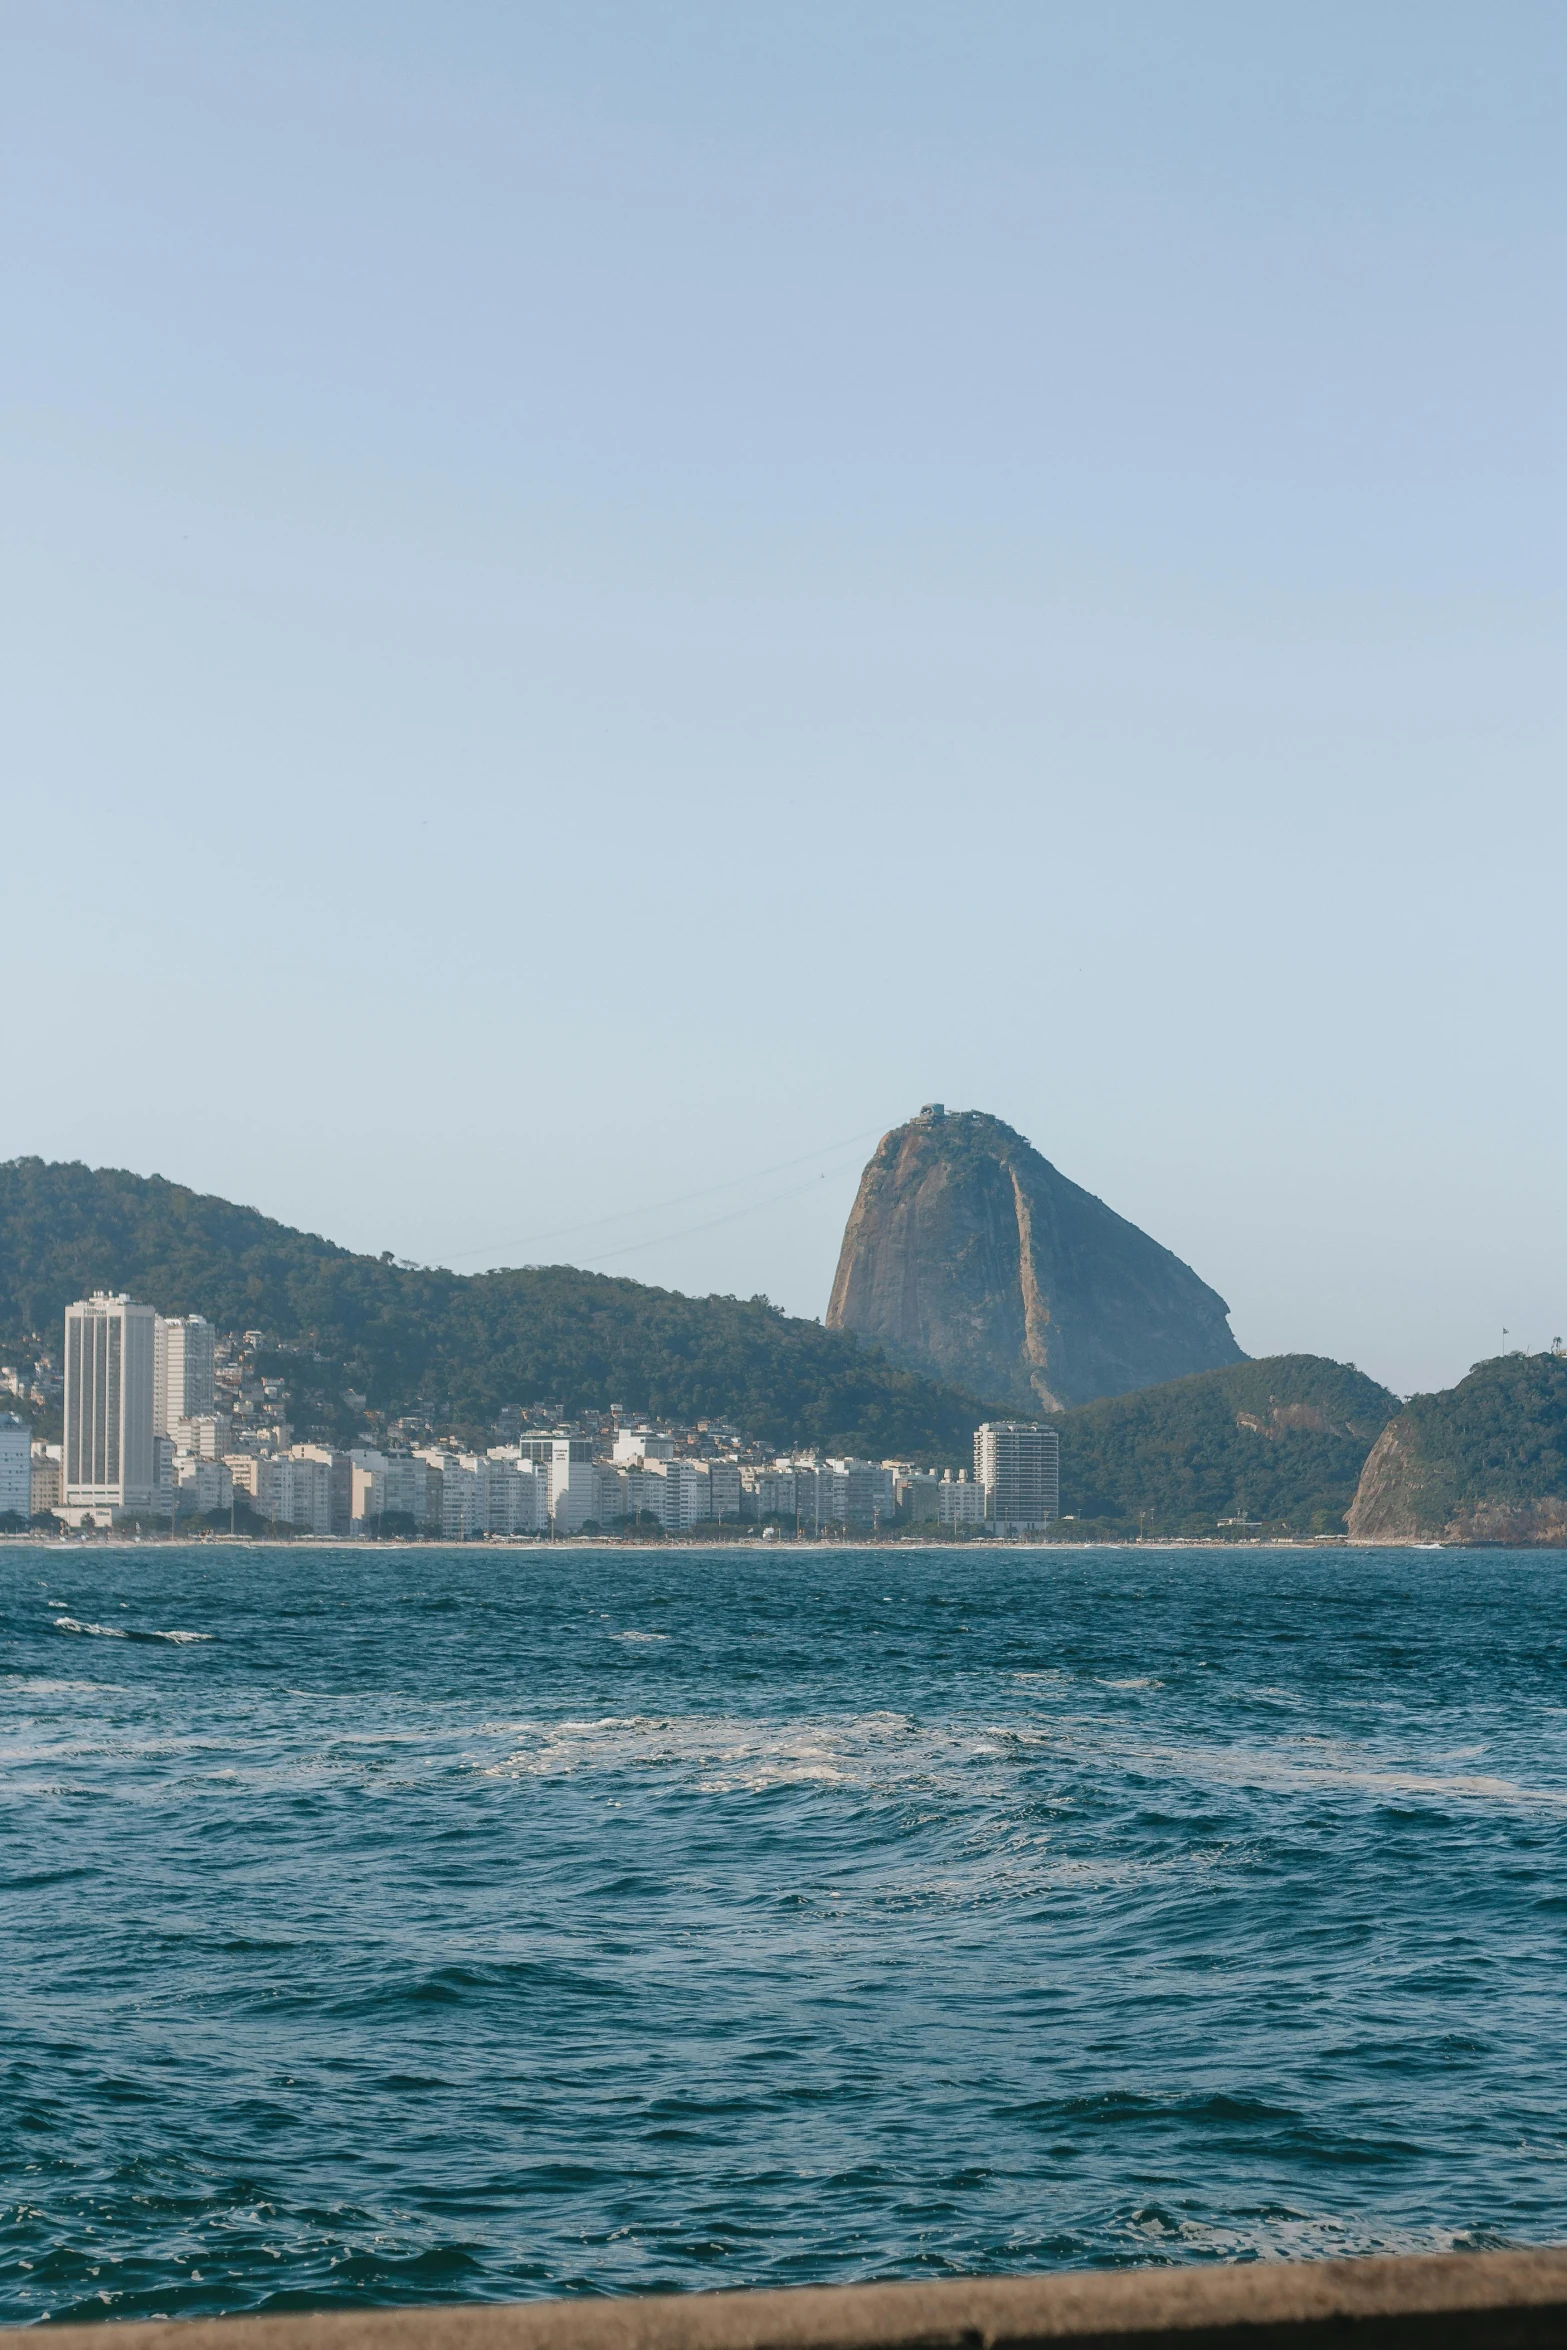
[4,1541,1567,2324]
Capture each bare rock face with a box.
[1344,1420,1432,1541]
[826,1109,1245,1411]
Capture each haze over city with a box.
[7,2,1566,1395]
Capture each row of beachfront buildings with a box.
[0,1293,1060,1538]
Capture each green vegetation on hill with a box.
[1348,1352,1567,1543]
[0,1157,994,1458]
[1051,1354,1401,1537]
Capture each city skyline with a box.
[33,1286,1051,1539]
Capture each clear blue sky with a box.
[5,2,1564,1397]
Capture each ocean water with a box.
[4,1541,1567,2326]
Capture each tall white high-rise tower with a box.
[154,1314,216,1433]
[974,1421,1060,1532]
[63,1295,159,1519]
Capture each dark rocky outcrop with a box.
[827,1108,1245,1411]
[1347,1350,1567,1543]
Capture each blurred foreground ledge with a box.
[22,2250,1567,2350]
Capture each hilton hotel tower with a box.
[62,1293,160,1519]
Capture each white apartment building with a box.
[743,1462,828,1532]
[170,1414,228,1459]
[349,1448,387,1526]
[173,1455,233,1517]
[595,1463,628,1522]
[743,1465,792,1523]
[155,1434,175,1515]
[349,1447,427,1531]
[407,1449,547,1537]
[599,1462,660,1525]
[790,1464,824,1532]
[974,1421,1059,1532]
[518,1435,598,1533]
[373,1452,431,1529]
[382,1453,431,1528]
[0,1412,30,1520]
[893,1471,942,1524]
[822,1459,896,1532]
[653,1457,708,1531]
[154,1315,216,1433]
[596,1458,734,1533]
[226,1454,260,1508]
[611,1458,653,1528]
[292,1444,351,1535]
[706,1460,743,1521]
[612,1428,675,1464]
[429,1454,537,1539]
[62,1294,160,1521]
[938,1471,987,1530]
[475,1454,547,1535]
[434,1456,484,1539]
[255,1451,333,1535]
[352,1448,435,1531]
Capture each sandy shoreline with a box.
[0,1532,1532,1553]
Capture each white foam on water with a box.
[1114,2211,1492,2264]
[779,1708,1537,1815]
[1128,1736,1567,1810]
[50,1618,211,1644]
[481,1708,928,1792]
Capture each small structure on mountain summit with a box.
[827,1109,1245,1413]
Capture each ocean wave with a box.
[473,1704,1567,1818]
[50,1618,212,1645]
[481,1709,924,1791]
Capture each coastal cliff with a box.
[1347,1351,1567,1543]
[827,1108,1244,1412]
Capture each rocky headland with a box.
[1347,1351,1567,1543]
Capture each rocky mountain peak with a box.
[826,1110,1244,1411]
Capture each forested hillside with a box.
[0,1157,994,1458]
[1051,1353,1400,1537]
[1348,1352,1567,1543]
